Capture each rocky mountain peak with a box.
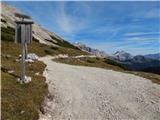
[74,42,108,58]
[112,50,133,61]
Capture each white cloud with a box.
[55,2,90,34]
[124,36,159,44]
[93,26,120,33]
[130,7,160,21]
[144,8,160,18]
[88,26,121,41]
[124,32,160,37]
[131,18,141,22]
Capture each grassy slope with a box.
[1,26,88,120]
[54,57,124,71]
[2,26,88,57]
[1,63,47,120]
[54,57,160,84]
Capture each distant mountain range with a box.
[74,42,108,58]
[74,42,160,61]
[111,51,160,61]
[111,51,160,74]
[144,53,160,60]
[74,42,160,74]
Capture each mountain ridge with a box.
[144,53,160,60]
[1,3,68,47]
[74,42,108,58]
[74,42,160,61]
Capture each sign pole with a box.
[15,13,34,83]
[25,43,28,59]
[20,24,26,83]
[21,42,25,83]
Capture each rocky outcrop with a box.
[1,3,63,47]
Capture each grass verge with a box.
[54,57,125,72]
[1,27,49,120]
[1,55,48,120]
[54,57,160,84]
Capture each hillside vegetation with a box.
[54,57,125,71]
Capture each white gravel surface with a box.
[39,56,160,120]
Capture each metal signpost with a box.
[15,13,34,83]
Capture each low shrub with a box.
[104,58,124,69]
[86,59,95,63]
[1,32,14,42]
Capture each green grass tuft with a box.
[1,26,15,42]
[104,58,126,69]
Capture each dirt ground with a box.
[39,56,160,120]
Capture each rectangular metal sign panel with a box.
[15,23,32,44]
[15,24,21,43]
[25,24,32,43]
[21,24,25,44]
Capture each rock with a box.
[27,53,39,60]
[35,72,40,76]
[24,76,32,83]
[20,110,25,114]
[25,59,34,63]
[17,76,32,84]
[19,53,39,63]
[15,59,20,62]
[19,53,39,60]
[40,106,45,114]
[17,79,22,84]
[8,70,15,74]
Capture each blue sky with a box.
[5,1,160,55]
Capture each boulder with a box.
[17,76,32,84]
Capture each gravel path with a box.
[39,56,160,120]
